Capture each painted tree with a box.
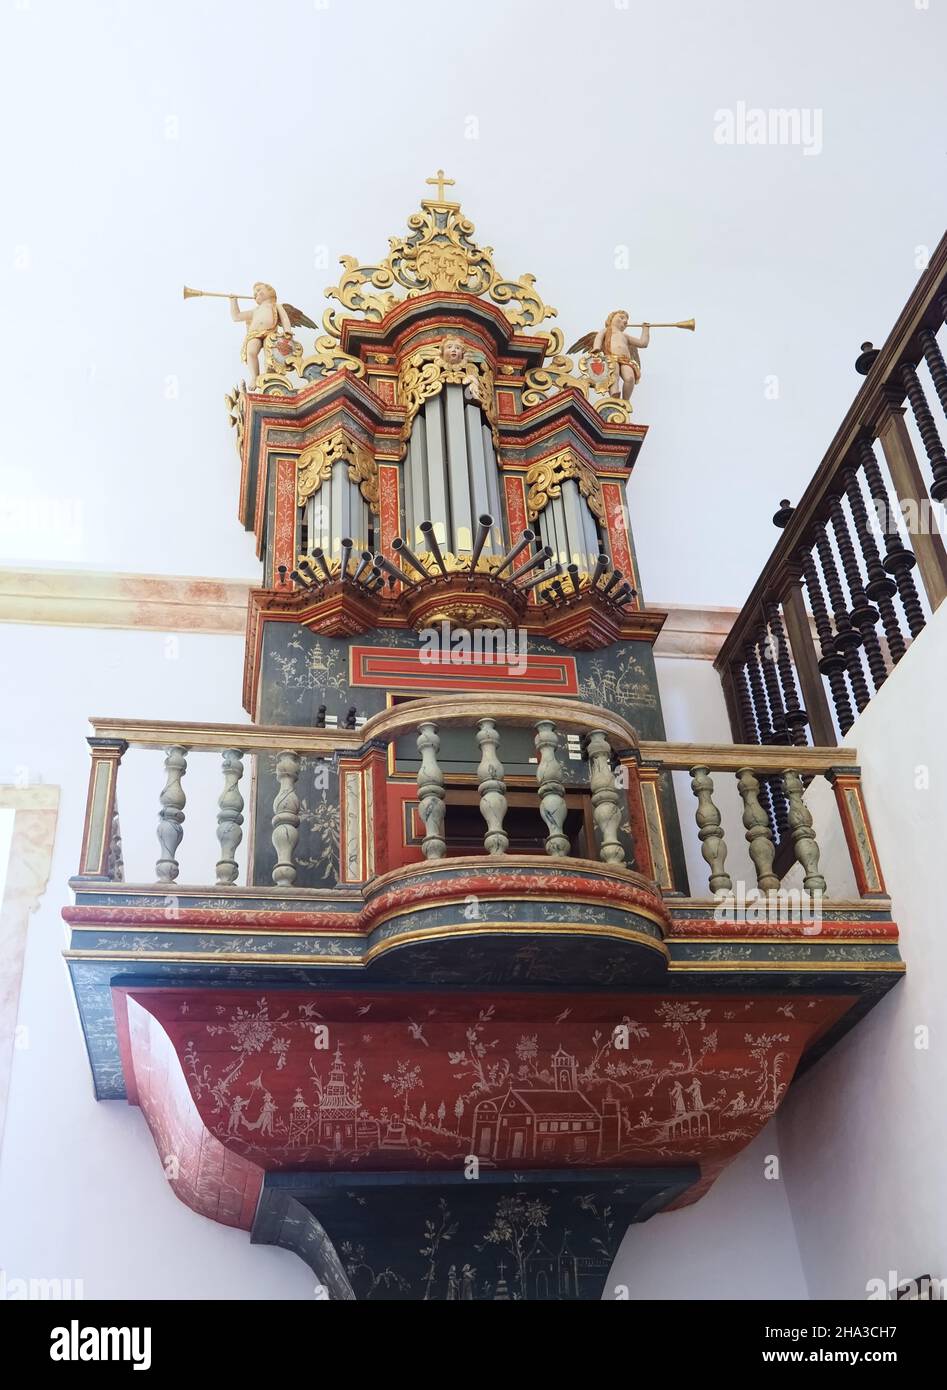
[383,1060,424,1121]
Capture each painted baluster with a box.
[156,745,187,883]
[416,722,447,860]
[476,719,509,855]
[271,750,301,886]
[215,748,245,885]
[736,767,779,891]
[107,803,125,882]
[690,765,732,894]
[858,438,926,640]
[782,769,827,893]
[534,720,570,857]
[588,730,626,866]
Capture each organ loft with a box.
[65,176,903,1299]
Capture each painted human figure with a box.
[669,1079,687,1116]
[460,1264,476,1300]
[257,1090,277,1137]
[230,282,293,385]
[593,310,650,401]
[687,1077,705,1112]
[228,1094,249,1134]
[446,1265,460,1300]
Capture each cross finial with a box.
[425,168,455,202]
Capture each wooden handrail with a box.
[715,230,947,677]
[637,740,856,773]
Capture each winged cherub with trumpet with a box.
[229,283,316,384]
[569,310,649,402]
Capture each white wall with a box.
[776,600,947,1299]
[0,622,315,1299]
[608,1125,807,1300]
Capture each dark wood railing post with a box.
[875,393,947,612]
[780,574,836,745]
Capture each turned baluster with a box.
[588,730,626,866]
[732,663,776,828]
[107,803,125,883]
[814,525,870,714]
[859,437,926,638]
[215,748,245,885]
[416,722,447,860]
[736,767,779,891]
[156,745,188,883]
[764,601,809,745]
[534,720,570,858]
[476,719,509,856]
[918,331,947,502]
[689,766,732,894]
[901,360,947,505]
[842,463,906,665]
[782,769,827,893]
[271,750,301,886]
[756,627,789,746]
[800,548,855,732]
[827,493,887,692]
[744,644,788,838]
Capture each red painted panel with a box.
[350,645,579,695]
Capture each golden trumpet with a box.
[628,318,695,330]
[183,286,255,301]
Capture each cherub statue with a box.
[569,310,650,401]
[440,334,483,403]
[230,283,316,385]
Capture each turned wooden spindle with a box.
[756,628,790,746]
[842,463,907,665]
[743,644,788,838]
[690,765,732,894]
[827,494,887,692]
[736,767,780,891]
[416,722,447,860]
[476,719,509,856]
[156,745,188,883]
[813,525,870,714]
[901,360,947,505]
[800,549,855,733]
[215,748,245,885]
[917,331,947,502]
[732,663,776,828]
[858,437,926,639]
[534,720,570,858]
[782,769,827,893]
[587,730,626,866]
[764,601,809,745]
[271,751,301,886]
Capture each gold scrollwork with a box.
[323,186,557,340]
[524,449,606,526]
[296,430,379,512]
[522,347,632,425]
[397,345,499,453]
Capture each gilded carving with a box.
[296,431,380,512]
[397,336,498,452]
[323,174,557,346]
[524,449,606,525]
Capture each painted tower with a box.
[65,176,904,1300]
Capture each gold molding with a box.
[524,448,606,525]
[397,344,499,453]
[296,429,379,513]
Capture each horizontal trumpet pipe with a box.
[592,553,610,585]
[419,522,449,578]
[392,536,430,581]
[566,564,582,595]
[522,563,562,592]
[340,539,353,580]
[353,551,372,584]
[374,551,421,589]
[469,513,494,571]
[311,548,333,583]
[602,569,623,596]
[511,545,554,583]
[495,529,535,578]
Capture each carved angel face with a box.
[614,310,629,329]
[253,283,277,304]
[440,336,466,366]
